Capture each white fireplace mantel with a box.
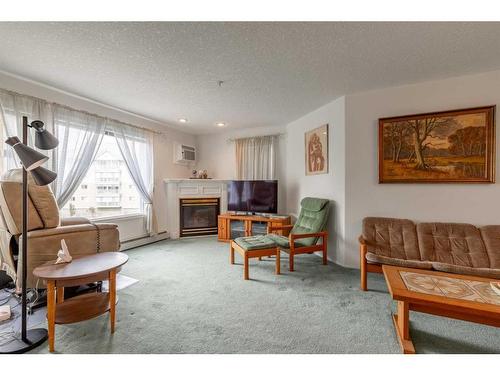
[164,178,229,239]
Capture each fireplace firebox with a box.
[179,198,220,237]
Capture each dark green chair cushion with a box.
[289,197,330,247]
[234,235,276,250]
[266,233,303,249]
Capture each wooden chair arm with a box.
[267,224,294,235]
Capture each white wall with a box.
[195,125,288,214]
[343,69,500,268]
[284,97,346,264]
[0,71,195,240]
[153,132,197,233]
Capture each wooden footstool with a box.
[230,236,280,280]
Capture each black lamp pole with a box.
[21,116,30,344]
[0,116,58,354]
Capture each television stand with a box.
[217,213,291,242]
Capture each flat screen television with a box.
[227,180,278,214]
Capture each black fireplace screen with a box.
[179,198,220,237]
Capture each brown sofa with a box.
[0,169,120,289]
[359,217,500,291]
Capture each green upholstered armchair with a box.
[267,197,329,271]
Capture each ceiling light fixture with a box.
[179,118,187,123]
[216,122,226,127]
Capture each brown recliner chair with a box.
[0,169,120,289]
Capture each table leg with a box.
[244,254,249,280]
[230,243,235,264]
[109,269,117,334]
[56,287,64,304]
[275,249,280,275]
[47,280,56,352]
[392,301,415,354]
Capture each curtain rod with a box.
[0,88,163,135]
[227,133,285,142]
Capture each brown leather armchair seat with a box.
[0,169,120,289]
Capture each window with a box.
[60,133,143,219]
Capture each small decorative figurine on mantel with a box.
[190,169,209,179]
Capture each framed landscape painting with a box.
[305,124,328,175]
[378,106,495,183]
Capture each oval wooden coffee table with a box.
[33,252,129,352]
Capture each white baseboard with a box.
[120,232,169,251]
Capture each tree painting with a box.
[379,106,495,183]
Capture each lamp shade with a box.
[30,166,57,186]
[31,121,59,150]
[5,136,48,171]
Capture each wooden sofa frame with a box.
[359,237,382,291]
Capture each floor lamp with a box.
[0,116,58,354]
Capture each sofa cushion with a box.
[362,217,420,261]
[431,262,500,279]
[417,222,490,268]
[366,252,433,270]
[480,225,500,269]
[28,180,60,229]
[234,235,276,250]
[21,223,120,288]
[0,181,44,234]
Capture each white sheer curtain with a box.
[53,106,106,207]
[235,135,278,180]
[107,120,155,234]
[0,90,106,208]
[0,89,155,231]
[0,89,55,172]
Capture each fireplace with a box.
[179,198,220,237]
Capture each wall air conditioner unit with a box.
[174,143,196,164]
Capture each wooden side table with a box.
[33,252,129,352]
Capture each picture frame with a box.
[378,106,495,183]
[305,124,329,175]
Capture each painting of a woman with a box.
[305,124,328,175]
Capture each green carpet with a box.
[31,237,500,354]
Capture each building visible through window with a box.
[60,134,143,219]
